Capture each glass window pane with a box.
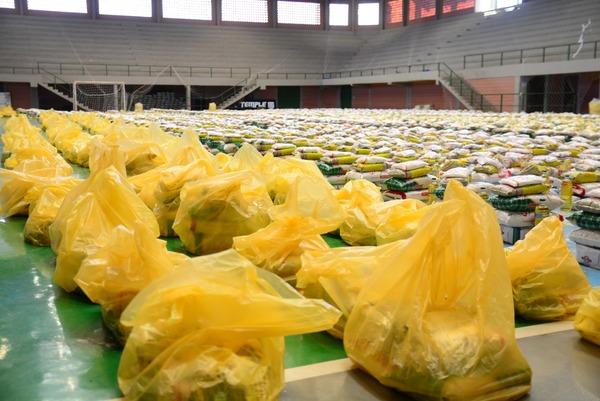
[98,0,152,17]
[475,0,493,12]
[27,0,87,13]
[278,1,320,25]
[476,0,520,13]
[409,0,436,20]
[329,3,349,26]
[497,0,520,8]
[443,0,475,13]
[222,0,269,23]
[358,2,380,26]
[163,0,212,20]
[0,0,15,9]
[386,0,403,24]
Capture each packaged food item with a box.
[49,165,160,292]
[297,241,404,338]
[507,216,592,320]
[74,222,188,343]
[233,175,344,279]
[344,181,532,401]
[173,170,273,255]
[574,288,600,346]
[118,250,341,401]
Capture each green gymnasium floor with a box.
[1,117,600,401]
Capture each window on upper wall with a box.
[98,0,152,17]
[0,0,15,9]
[358,2,380,26]
[476,0,521,13]
[162,0,212,21]
[329,3,349,27]
[443,0,475,13]
[221,0,269,23]
[386,0,403,25]
[409,0,436,21]
[277,1,321,25]
[27,0,87,13]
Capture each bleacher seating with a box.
[0,0,598,79]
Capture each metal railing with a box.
[1,62,252,79]
[463,39,600,69]
[255,63,439,81]
[472,93,522,113]
[205,75,258,106]
[466,91,577,113]
[438,62,493,111]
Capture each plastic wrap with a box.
[173,170,273,255]
[574,288,600,346]
[233,175,344,279]
[49,161,159,291]
[506,216,591,320]
[118,250,341,401]
[344,180,532,401]
[75,222,188,342]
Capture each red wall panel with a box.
[320,87,339,108]
[411,82,464,110]
[468,76,517,112]
[254,86,277,100]
[4,82,31,108]
[352,86,370,108]
[301,86,319,108]
[371,85,408,109]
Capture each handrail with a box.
[38,67,70,86]
[33,62,252,79]
[437,62,493,111]
[206,75,258,105]
[256,63,439,81]
[463,39,600,68]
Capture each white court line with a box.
[285,358,355,382]
[515,319,574,339]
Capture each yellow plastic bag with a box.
[506,216,591,320]
[0,105,17,117]
[297,241,404,339]
[0,159,76,217]
[173,170,273,255]
[13,154,73,176]
[224,142,265,174]
[260,155,333,204]
[335,179,384,245]
[23,178,82,246]
[75,222,188,343]
[589,98,600,115]
[104,137,168,176]
[344,181,532,401]
[375,199,428,245]
[118,249,341,401]
[152,159,215,237]
[574,288,600,346]
[167,127,214,167]
[233,175,344,279]
[49,160,159,292]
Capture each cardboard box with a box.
[500,225,531,245]
[576,243,600,270]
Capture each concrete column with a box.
[29,84,39,109]
[186,85,191,110]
